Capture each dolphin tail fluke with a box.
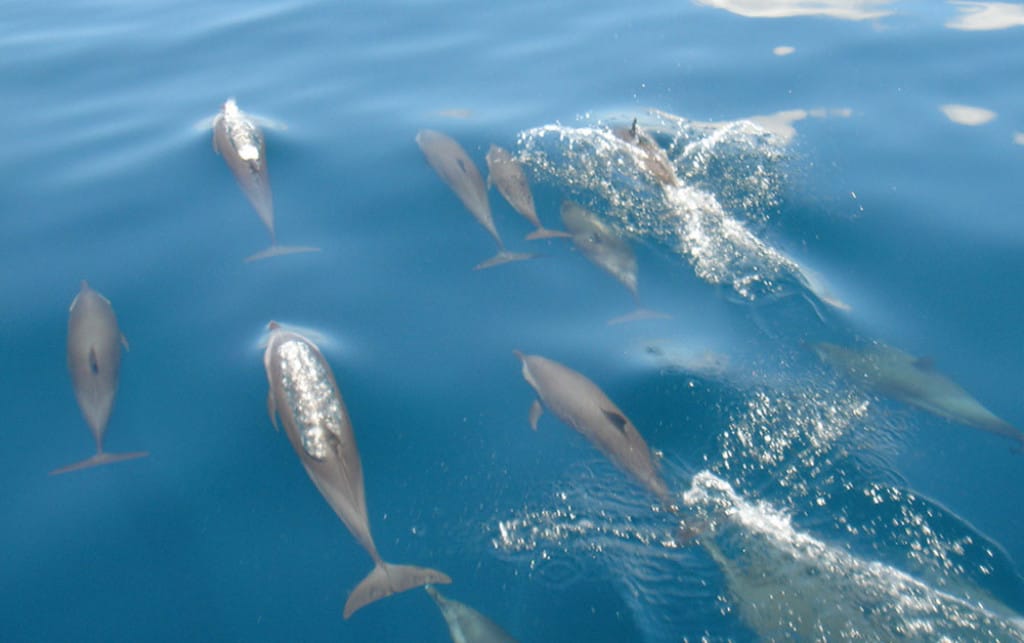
[244,245,321,263]
[607,308,672,326]
[472,250,536,271]
[344,561,452,619]
[49,450,149,476]
[525,227,572,241]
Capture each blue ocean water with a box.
[3,0,1024,640]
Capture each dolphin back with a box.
[344,561,451,619]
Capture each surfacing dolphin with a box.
[263,322,451,618]
[212,99,319,262]
[514,351,675,509]
[813,341,1023,449]
[612,118,680,187]
[415,130,535,270]
[425,585,519,643]
[560,201,669,325]
[52,281,148,475]
[485,144,570,241]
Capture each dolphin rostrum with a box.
[415,130,535,270]
[52,281,148,475]
[425,585,519,643]
[485,144,570,241]
[813,341,1024,448]
[514,351,674,508]
[263,322,451,618]
[560,201,669,325]
[212,99,319,262]
[612,118,680,187]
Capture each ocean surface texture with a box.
[3,1,1024,641]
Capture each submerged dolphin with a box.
[612,118,680,187]
[212,99,319,261]
[52,281,148,475]
[560,201,669,325]
[415,130,534,270]
[263,323,450,618]
[425,585,518,643]
[813,341,1023,448]
[514,351,674,508]
[485,145,570,241]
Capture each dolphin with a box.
[415,130,535,270]
[263,322,451,618]
[611,118,680,187]
[212,99,319,262]
[485,145,570,241]
[812,341,1023,448]
[425,585,518,643]
[514,351,674,508]
[560,201,669,325]
[51,281,148,475]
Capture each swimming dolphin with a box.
[212,99,319,261]
[812,341,1023,448]
[51,281,148,475]
[415,130,534,270]
[612,118,680,187]
[425,585,518,643]
[514,351,674,508]
[263,322,451,618]
[560,201,669,325]
[485,145,570,241]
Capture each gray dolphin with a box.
[212,99,319,262]
[560,201,669,325]
[415,130,534,270]
[485,144,570,241]
[263,322,451,618]
[514,351,674,508]
[425,585,518,643]
[52,281,148,475]
[813,341,1023,448]
[612,118,680,187]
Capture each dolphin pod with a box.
[263,323,451,617]
[212,98,320,261]
[425,585,519,643]
[51,281,148,475]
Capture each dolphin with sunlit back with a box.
[263,322,450,618]
[425,585,519,643]
[813,341,1023,448]
[612,118,680,187]
[485,144,570,241]
[212,99,319,261]
[52,281,148,475]
[514,351,674,508]
[416,130,534,270]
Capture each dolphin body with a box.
[425,585,518,643]
[263,323,451,618]
[514,351,673,508]
[611,118,680,187]
[52,281,148,475]
[813,341,1023,448]
[485,144,570,241]
[212,99,319,262]
[415,130,534,270]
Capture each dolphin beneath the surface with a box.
[813,341,1023,448]
[425,585,518,643]
[612,118,680,187]
[263,322,451,618]
[52,281,148,475]
[514,351,674,508]
[415,130,535,270]
[485,144,570,241]
[212,99,319,261]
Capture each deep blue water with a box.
[3,1,1024,641]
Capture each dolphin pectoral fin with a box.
[49,450,149,476]
[913,356,936,371]
[245,245,321,263]
[529,399,543,431]
[607,308,672,326]
[267,391,279,431]
[252,115,288,131]
[601,408,629,434]
[525,227,573,241]
[472,251,536,271]
[343,562,451,619]
[121,334,130,351]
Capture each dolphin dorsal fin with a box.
[602,408,629,434]
[88,348,100,375]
